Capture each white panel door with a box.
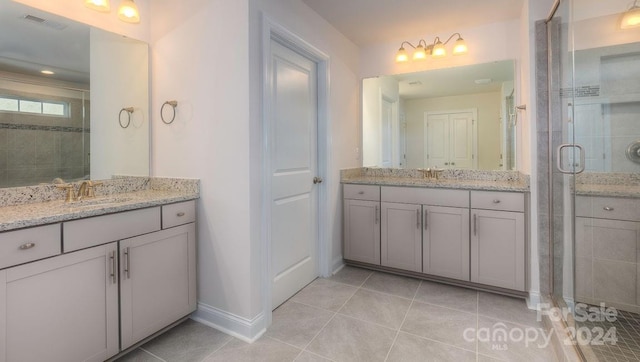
[425,111,475,169]
[425,114,449,168]
[449,112,474,169]
[269,40,319,308]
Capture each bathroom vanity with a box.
[342,168,529,293]
[0,178,198,362]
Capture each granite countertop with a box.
[574,184,640,198]
[341,176,530,192]
[0,177,200,232]
[0,189,198,232]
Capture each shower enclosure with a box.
[546,0,640,360]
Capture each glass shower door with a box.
[550,0,640,359]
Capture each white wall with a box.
[148,0,255,339]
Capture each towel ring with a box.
[161,100,178,124]
[119,107,134,128]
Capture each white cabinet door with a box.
[0,243,119,362]
[471,209,525,291]
[344,199,380,265]
[381,202,422,272]
[423,206,470,281]
[120,223,197,349]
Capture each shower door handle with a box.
[556,143,585,174]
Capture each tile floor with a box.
[116,266,558,362]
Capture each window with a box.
[0,96,69,117]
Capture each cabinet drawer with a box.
[576,196,640,221]
[471,191,524,212]
[162,200,196,229]
[63,207,161,252]
[0,224,61,269]
[381,186,469,208]
[343,184,380,201]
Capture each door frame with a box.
[261,16,331,327]
[424,108,478,169]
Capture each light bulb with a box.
[396,47,409,63]
[432,41,446,58]
[413,44,427,60]
[85,0,110,12]
[453,37,468,55]
[118,0,140,23]
[621,6,640,29]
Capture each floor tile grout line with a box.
[300,310,339,356]
[383,279,423,362]
[200,334,235,359]
[138,347,168,362]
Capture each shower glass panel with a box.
[550,0,640,360]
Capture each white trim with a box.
[526,291,542,311]
[332,258,345,275]
[191,303,266,343]
[261,15,332,329]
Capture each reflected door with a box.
[425,111,475,169]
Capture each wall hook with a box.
[119,107,134,128]
[161,100,178,124]
[516,104,527,111]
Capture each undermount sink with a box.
[63,196,134,208]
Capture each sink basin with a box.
[63,196,134,209]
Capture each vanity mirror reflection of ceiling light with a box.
[621,0,640,29]
[84,0,140,24]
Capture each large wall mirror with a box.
[362,60,517,171]
[0,0,149,188]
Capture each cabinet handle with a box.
[358,191,365,195]
[493,199,501,204]
[177,212,186,217]
[124,247,130,279]
[474,214,478,236]
[416,209,420,229]
[109,251,116,284]
[603,206,614,211]
[424,210,428,230]
[375,205,379,224]
[18,242,36,250]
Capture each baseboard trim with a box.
[331,258,344,276]
[191,302,266,343]
[527,291,542,310]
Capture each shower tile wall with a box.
[0,87,90,187]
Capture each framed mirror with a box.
[362,60,517,171]
[0,0,149,188]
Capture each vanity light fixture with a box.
[621,0,640,29]
[84,0,110,12]
[41,70,55,75]
[395,33,468,63]
[118,0,140,23]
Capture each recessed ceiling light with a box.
[474,78,492,85]
[41,70,55,75]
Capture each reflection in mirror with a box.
[0,0,149,188]
[362,60,516,171]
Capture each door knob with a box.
[313,176,323,184]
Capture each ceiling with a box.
[302,0,525,46]
[0,0,90,84]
